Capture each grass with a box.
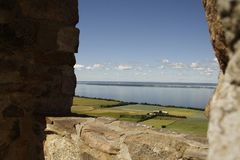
[167,118,208,136]
[72,97,208,137]
[143,118,175,128]
[72,97,121,107]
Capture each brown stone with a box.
[9,120,20,140]
[0,0,16,10]
[2,105,24,118]
[0,143,9,159]
[12,19,38,45]
[0,0,78,159]
[18,0,79,25]
[62,75,76,95]
[81,152,97,160]
[33,97,73,115]
[203,0,229,118]
[36,22,59,52]
[0,9,14,24]
[57,27,79,53]
[34,52,76,66]
[203,0,229,73]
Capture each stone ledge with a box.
[44,117,208,160]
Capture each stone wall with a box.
[203,0,240,159]
[0,0,79,159]
[44,117,208,160]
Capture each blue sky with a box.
[75,0,219,83]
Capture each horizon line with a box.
[77,80,217,85]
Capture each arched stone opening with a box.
[0,0,239,160]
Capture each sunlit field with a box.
[72,97,208,136]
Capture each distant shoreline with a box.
[77,81,216,89]
[74,95,205,111]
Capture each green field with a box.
[72,97,208,137]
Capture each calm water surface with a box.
[75,82,215,109]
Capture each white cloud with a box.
[158,65,164,69]
[137,66,143,70]
[86,66,93,70]
[162,59,169,63]
[81,64,104,70]
[170,62,185,69]
[74,64,85,70]
[116,64,133,70]
[105,67,110,71]
[206,68,214,72]
[92,64,104,69]
[148,70,152,73]
[145,64,150,67]
[200,67,215,76]
[190,62,199,68]
[161,59,186,69]
[201,71,212,76]
[190,62,205,71]
[195,67,205,71]
[133,66,143,71]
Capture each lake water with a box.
[75,81,216,109]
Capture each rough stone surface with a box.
[44,117,208,160]
[0,0,78,159]
[204,0,240,160]
[18,0,79,24]
[203,0,229,118]
[203,0,229,73]
[57,27,80,53]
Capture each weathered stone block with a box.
[61,65,75,77]
[203,0,229,73]
[44,117,208,160]
[0,10,13,24]
[36,22,59,51]
[2,105,24,118]
[18,0,79,25]
[0,0,16,10]
[0,143,9,159]
[9,120,20,140]
[11,19,38,45]
[57,27,79,53]
[205,1,240,160]
[0,24,18,45]
[0,59,19,73]
[33,97,73,115]
[0,0,78,159]
[0,72,22,84]
[35,52,76,66]
[62,75,76,95]
[81,152,97,160]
